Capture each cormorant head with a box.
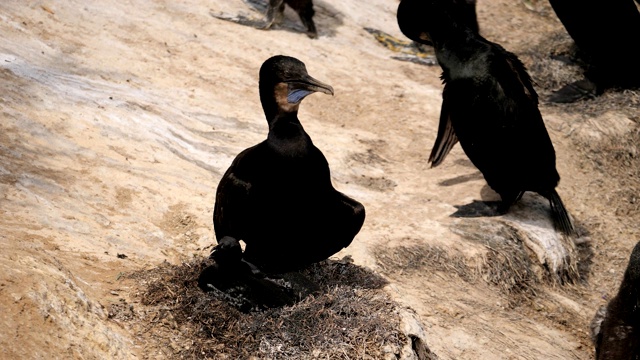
[210,236,243,267]
[259,55,334,119]
[397,0,479,46]
[397,0,437,45]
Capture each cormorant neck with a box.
[268,111,303,132]
[260,82,312,156]
[266,112,311,157]
[430,25,477,51]
[433,28,486,79]
[260,96,278,122]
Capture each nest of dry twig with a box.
[113,257,413,359]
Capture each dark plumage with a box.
[397,0,575,236]
[413,0,479,46]
[211,55,365,274]
[197,258,298,312]
[547,0,640,102]
[264,0,318,38]
[592,241,640,359]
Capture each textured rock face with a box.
[1,0,639,359]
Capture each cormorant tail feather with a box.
[548,190,576,237]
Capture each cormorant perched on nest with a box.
[210,55,365,276]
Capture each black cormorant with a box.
[397,0,575,236]
[211,55,365,274]
[210,0,319,39]
[547,0,640,103]
[592,241,640,359]
[264,0,318,38]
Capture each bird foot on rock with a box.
[548,78,598,103]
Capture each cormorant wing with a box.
[428,96,458,167]
[213,150,256,243]
[498,44,538,104]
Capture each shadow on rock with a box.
[450,199,502,218]
[437,171,484,187]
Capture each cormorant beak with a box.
[285,74,334,104]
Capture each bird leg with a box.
[497,191,524,214]
[263,0,286,30]
[294,5,318,38]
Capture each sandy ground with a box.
[1,0,639,359]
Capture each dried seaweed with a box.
[375,234,540,307]
[115,257,411,359]
[375,240,474,283]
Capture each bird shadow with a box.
[450,199,502,218]
[454,158,477,168]
[437,170,484,187]
[210,0,343,38]
[449,185,503,218]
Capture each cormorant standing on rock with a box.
[210,55,365,275]
[592,241,640,359]
[397,0,576,236]
[210,0,319,39]
[263,0,318,38]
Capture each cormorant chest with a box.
[248,142,332,201]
